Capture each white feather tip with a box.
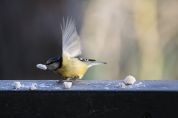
[36,64,47,70]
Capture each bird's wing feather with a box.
[61,18,81,57]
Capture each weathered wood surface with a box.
[0,80,178,91]
[0,80,178,118]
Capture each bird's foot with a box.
[56,77,80,85]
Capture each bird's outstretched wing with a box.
[61,18,81,57]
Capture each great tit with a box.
[36,18,106,81]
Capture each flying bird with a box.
[36,18,106,81]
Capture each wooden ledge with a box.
[0,80,178,91]
[0,80,178,118]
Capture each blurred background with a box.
[0,0,178,80]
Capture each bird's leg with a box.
[70,76,81,84]
[62,78,73,82]
[57,76,80,84]
[56,78,72,84]
[66,78,73,82]
[56,80,63,84]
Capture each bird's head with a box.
[45,56,62,71]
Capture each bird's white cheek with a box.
[36,64,47,70]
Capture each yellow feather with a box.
[55,52,88,79]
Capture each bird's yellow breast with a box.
[55,53,88,79]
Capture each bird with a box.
[36,18,106,81]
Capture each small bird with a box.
[36,18,106,81]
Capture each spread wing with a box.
[61,18,81,57]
